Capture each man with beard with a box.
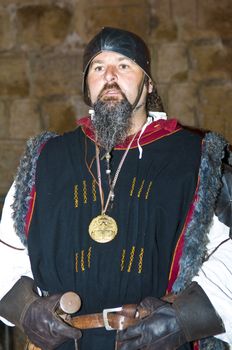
[0,27,232,350]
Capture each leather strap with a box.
[68,304,147,331]
[65,298,173,331]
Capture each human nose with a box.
[104,65,118,83]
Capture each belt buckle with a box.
[103,307,122,331]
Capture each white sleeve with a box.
[0,182,33,326]
[193,215,232,346]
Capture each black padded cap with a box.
[83,27,151,106]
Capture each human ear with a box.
[148,79,153,93]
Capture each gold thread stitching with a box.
[87,247,92,268]
[75,253,78,272]
[92,179,97,202]
[138,248,144,273]
[130,177,136,196]
[127,246,135,272]
[81,250,85,271]
[137,180,145,198]
[121,249,126,271]
[74,185,78,208]
[145,181,153,199]
[83,180,87,204]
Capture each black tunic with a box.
[28,124,202,350]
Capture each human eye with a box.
[94,65,104,72]
[89,63,104,73]
[119,63,130,70]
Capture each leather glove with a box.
[117,282,225,350]
[0,276,81,349]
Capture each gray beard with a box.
[92,99,133,152]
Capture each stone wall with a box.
[0,0,231,197]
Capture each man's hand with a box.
[117,282,225,350]
[117,297,185,350]
[0,277,81,350]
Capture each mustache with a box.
[98,82,126,100]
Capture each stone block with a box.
[0,55,29,97]
[155,44,188,83]
[9,99,42,139]
[199,83,232,143]
[149,0,172,21]
[171,0,197,26]
[0,9,14,50]
[198,0,232,39]
[150,46,158,80]
[167,83,198,126]
[0,0,51,5]
[86,0,142,5]
[16,4,72,49]
[189,42,231,81]
[77,4,149,42]
[0,100,9,139]
[31,53,83,97]
[41,97,88,134]
[150,22,178,43]
[156,83,168,112]
[0,140,25,195]
[177,23,219,42]
[72,96,90,120]
[213,43,232,78]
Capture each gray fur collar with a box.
[12,132,57,247]
[172,132,227,292]
[172,132,229,350]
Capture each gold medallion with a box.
[89,214,118,243]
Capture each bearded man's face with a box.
[86,51,146,151]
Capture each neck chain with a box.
[88,133,137,243]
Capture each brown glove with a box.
[0,276,81,349]
[117,282,225,350]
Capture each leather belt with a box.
[63,303,150,331]
[63,294,176,331]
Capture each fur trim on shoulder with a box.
[172,132,227,292]
[228,148,232,166]
[11,132,57,247]
[172,132,229,350]
[200,337,230,350]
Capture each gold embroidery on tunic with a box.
[120,249,126,271]
[145,181,153,199]
[81,250,85,271]
[83,180,87,204]
[127,246,135,272]
[137,180,145,198]
[138,248,144,273]
[75,253,78,272]
[74,185,79,208]
[92,180,97,202]
[87,247,92,268]
[130,177,136,196]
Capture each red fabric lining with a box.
[193,341,200,350]
[77,116,181,149]
[167,178,200,293]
